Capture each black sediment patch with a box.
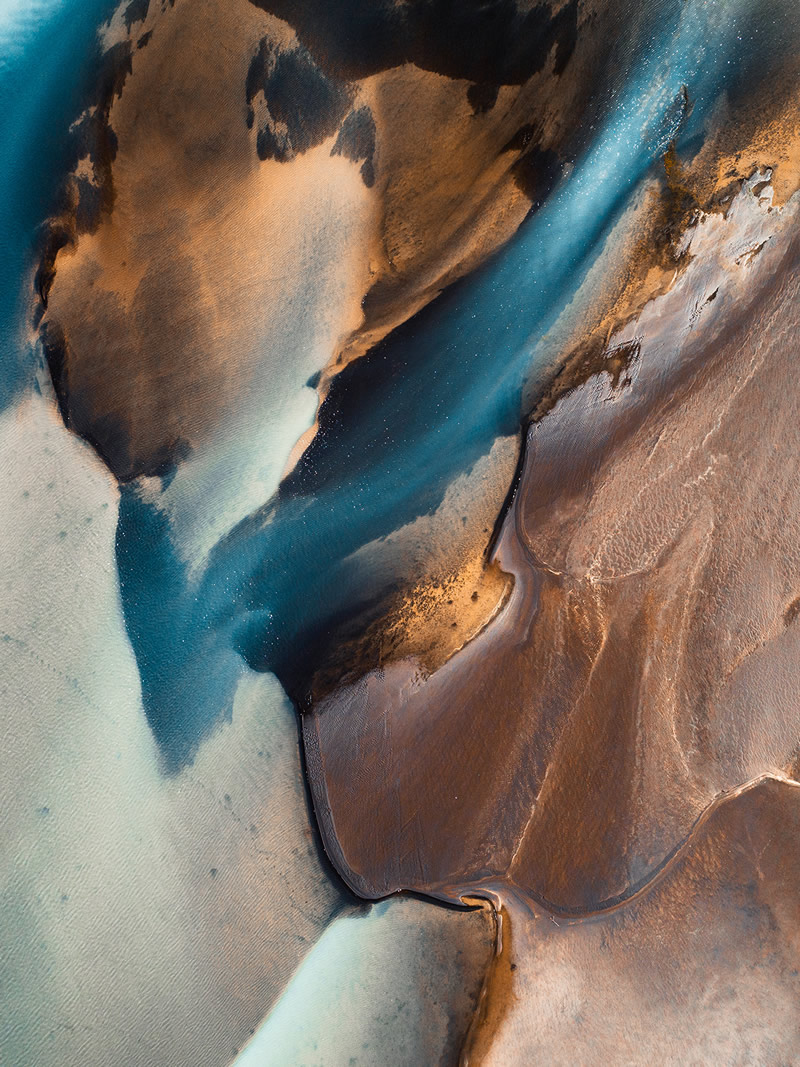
[246,38,352,162]
[40,319,190,482]
[124,0,150,30]
[501,124,562,205]
[247,0,579,85]
[467,82,500,115]
[331,106,377,186]
[34,38,133,309]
